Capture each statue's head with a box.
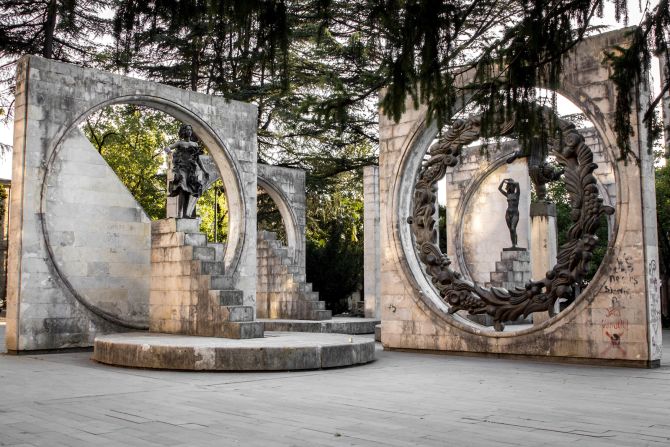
[179,124,193,140]
[506,179,518,193]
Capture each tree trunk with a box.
[43,0,58,59]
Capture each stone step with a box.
[299,283,313,292]
[151,246,215,263]
[266,299,327,315]
[292,273,306,283]
[152,218,201,235]
[310,300,326,310]
[258,230,277,241]
[300,291,320,301]
[309,310,332,320]
[221,305,254,322]
[286,265,302,274]
[151,231,206,248]
[210,289,243,306]
[210,275,232,289]
[208,242,226,262]
[274,247,288,258]
[200,261,224,275]
[184,233,207,247]
[193,246,216,262]
[220,321,264,339]
[501,249,531,261]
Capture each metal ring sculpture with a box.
[408,112,615,331]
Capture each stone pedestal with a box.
[150,218,264,339]
[490,249,531,290]
[530,202,559,324]
[469,249,531,326]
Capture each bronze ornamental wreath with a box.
[407,111,614,331]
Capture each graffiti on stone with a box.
[599,254,637,357]
[600,297,629,356]
[647,259,662,359]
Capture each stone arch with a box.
[42,96,247,290]
[257,166,306,268]
[394,86,622,338]
[377,29,661,365]
[6,56,258,352]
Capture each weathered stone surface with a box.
[364,166,381,319]
[489,250,531,289]
[377,29,661,367]
[93,331,375,370]
[259,317,380,334]
[150,218,263,339]
[257,164,307,268]
[256,231,331,320]
[6,56,259,352]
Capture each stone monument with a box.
[6,56,375,370]
[376,29,662,366]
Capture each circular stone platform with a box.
[93,331,375,371]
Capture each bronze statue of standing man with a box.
[165,124,209,218]
[498,178,521,249]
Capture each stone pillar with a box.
[530,202,559,324]
[661,57,670,157]
[364,166,381,319]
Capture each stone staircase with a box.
[469,248,532,326]
[150,218,264,339]
[489,249,531,290]
[257,230,332,320]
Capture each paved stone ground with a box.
[1,324,669,446]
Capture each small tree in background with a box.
[305,172,364,314]
[197,180,229,243]
[83,104,178,220]
[655,159,670,327]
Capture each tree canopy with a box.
[1,1,668,169]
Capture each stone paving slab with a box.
[1,326,669,446]
[93,331,375,371]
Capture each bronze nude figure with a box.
[498,178,521,249]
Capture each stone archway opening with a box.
[439,90,617,329]
[257,183,290,252]
[80,104,233,241]
[397,87,619,335]
[373,30,661,366]
[43,99,245,330]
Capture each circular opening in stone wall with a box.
[406,92,616,334]
[257,185,289,245]
[80,104,230,236]
[41,101,240,329]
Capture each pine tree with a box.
[0,0,113,117]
